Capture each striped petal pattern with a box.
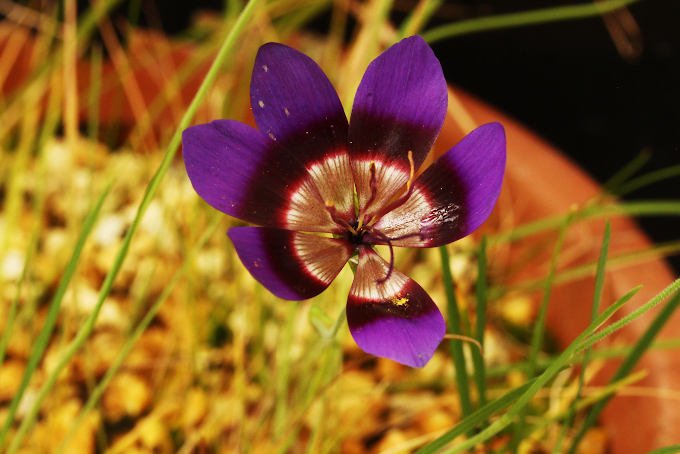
[228,227,352,301]
[349,36,447,217]
[347,247,446,367]
[371,122,506,247]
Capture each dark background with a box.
[105,0,680,272]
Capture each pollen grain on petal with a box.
[391,296,409,306]
[262,64,268,72]
[258,100,265,108]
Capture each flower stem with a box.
[422,0,639,43]
[472,237,488,407]
[439,245,473,419]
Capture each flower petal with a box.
[228,227,352,300]
[349,36,447,217]
[251,43,356,226]
[251,42,348,147]
[370,122,506,247]
[183,120,352,231]
[346,247,445,367]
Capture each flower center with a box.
[326,151,420,283]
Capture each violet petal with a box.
[371,122,506,247]
[349,36,446,167]
[346,247,445,367]
[251,43,355,224]
[183,120,350,231]
[251,42,348,151]
[348,36,447,217]
[228,226,352,301]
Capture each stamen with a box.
[405,150,415,192]
[373,150,417,219]
[325,200,356,234]
[367,229,395,284]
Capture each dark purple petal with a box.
[228,227,352,300]
[251,42,348,156]
[347,247,445,367]
[348,36,447,217]
[183,120,353,231]
[250,43,356,227]
[183,120,279,224]
[349,36,446,166]
[370,122,506,247]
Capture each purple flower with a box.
[182,36,505,367]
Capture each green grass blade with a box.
[54,215,222,454]
[580,279,680,351]
[0,234,37,366]
[414,379,537,454]
[647,446,680,454]
[513,214,572,446]
[490,200,680,245]
[615,164,680,197]
[399,0,443,37]
[3,1,262,451]
[555,222,611,453]
[0,182,112,448]
[527,215,573,376]
[471,236,488,407]
[568,285,680,453]
[439,245,473,419]
[603,149,651,192]
[428,285,644,453]
[422,0,639,43]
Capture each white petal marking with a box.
[293,234,350,284]
[285,151,354,231]
[351,249,408,302]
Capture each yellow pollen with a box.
[391,296,408,306]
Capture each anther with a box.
[405,150,415,192]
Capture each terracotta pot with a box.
[437,90,679,453]
[4,24,678,452]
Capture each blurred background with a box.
[1,2,679,453]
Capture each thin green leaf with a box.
[0,182,112,448]
[568,283,680,453]
[431,285,645,453]
[439,245,473,419]
[4,1,262,451]
[54,215,222,454]
[415,379,536,454]
[615,165,680,197]
[603,149,651,192]
[472,236,488,407]
[647,446,680,454]
[555,222,611,453]
[422,0,639,43]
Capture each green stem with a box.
[0,183,112,449]
[555,222,611,453]
[54,215,221,454]
[422,0,639,43]
[471,237,488,407]
[568,285,680,453]
[3,1,262,451]
[439,245,473,418]
[443,279,679,453]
